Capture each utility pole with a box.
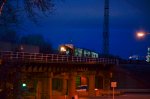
[103,0,109,55]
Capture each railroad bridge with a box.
[0,51,118,99]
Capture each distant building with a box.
[0,41,13,51]
[129,55,139,60]
[16,44,39,53]
[146,47,150,62]
[0,41,39,53]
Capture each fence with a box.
[0,51,117,64]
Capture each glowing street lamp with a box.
[137,32,145,38]
[136,31,150,38]
[136,30,150,62]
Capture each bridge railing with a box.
[0,51,118,64]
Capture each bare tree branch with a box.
[1,0,54,21]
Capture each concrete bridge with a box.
[0,51,118,99]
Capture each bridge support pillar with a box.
[62,77,68,95]
[49,72,53,99]
[36,72,53,99]
[40,78,49,99]
[103,77,111,90]
[36,80,42,99]
[88,74,96,96]
[68,72,77,99]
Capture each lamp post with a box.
[136,31,150,62]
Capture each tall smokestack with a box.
[102,0,109,55]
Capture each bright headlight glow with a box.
[60,46,66,52]
[137,32,145,37]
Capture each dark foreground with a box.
[79,93,150,99]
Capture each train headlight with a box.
[60,46,66,52]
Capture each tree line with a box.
[0,32,53,53]
[0,0,58,53]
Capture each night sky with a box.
[18,0,150,59]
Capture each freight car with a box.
[59,44,99,58]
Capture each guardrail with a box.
[0,51,118,64]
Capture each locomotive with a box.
[59,44,99,58]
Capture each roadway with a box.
[79,94,150,99]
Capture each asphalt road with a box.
[79,94,150,99]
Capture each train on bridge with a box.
[0,42,100,58]
[59,44,99,58]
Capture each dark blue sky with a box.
[19,0,150,59]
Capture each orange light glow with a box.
[60,46,66,52]
[137,32,145,38]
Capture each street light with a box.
[136,30,150,62]
[136,31,150,38]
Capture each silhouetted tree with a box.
[0,0,56,43]
[0,30,19,43]
[0,1,18,28]
[40,42,53,53]
[0,0,54,22]
[20,34,45,45]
